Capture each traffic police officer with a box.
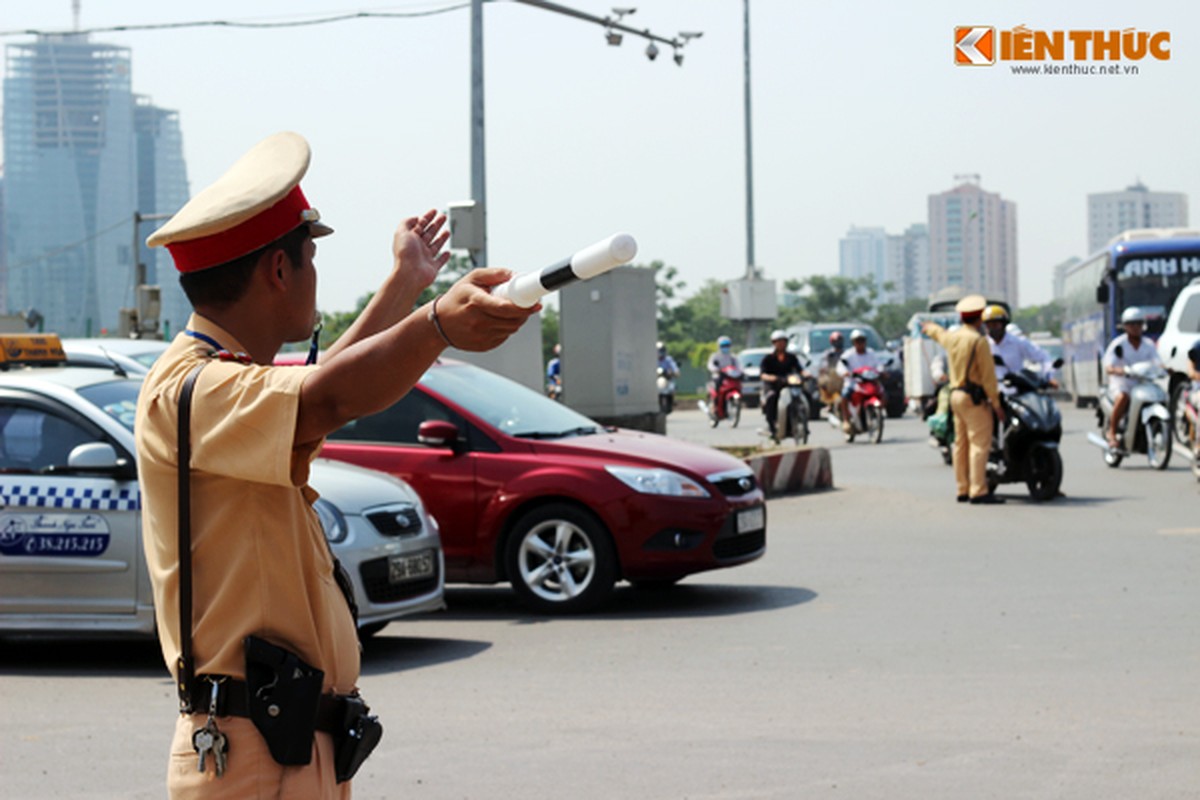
[922,295,1005,504]
[136,131,534,797]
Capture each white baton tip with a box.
[572,233,639,280]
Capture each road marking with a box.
[1159,528,1200,536]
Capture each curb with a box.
[743,447,833,497]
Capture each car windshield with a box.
[421,363,600,438]
[75,379,141,432]
[738,350,767,369]
[810,327,885,352]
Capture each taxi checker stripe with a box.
[956,27,992,65]
[0,483,140,511]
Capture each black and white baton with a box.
[491,233,638,308]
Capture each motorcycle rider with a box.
[657,341,679,381]
[760,329,806,440]
[1102,306,1164,449]
[707,335,741,406]
[816,331,846,409]
[982,305,1058,392]
[546,343,562,399]
[836,329,883,434]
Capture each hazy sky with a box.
[2,1,1196,313]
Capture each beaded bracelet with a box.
[428,294,458,349]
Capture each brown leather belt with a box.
[187,676,346,734]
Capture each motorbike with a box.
[987,362,1064,501]
[700,366,743,428]
[840,366,886,443]
[656,367,676,414]
[1179,382,1200,481]
[1087,360,1172,469]
[927,381,954,464]
[771,373,810,445]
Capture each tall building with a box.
[928,176,1018,306]
[1086,181,1188,254]
[839,224,931,306]
[886,223,931,304]
[134,96,190,336]
[839,225,888,286]
[2,33,188,336]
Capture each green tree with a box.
[871,297,927,341]
[1012,301,1064,337]
[781,276,878,324]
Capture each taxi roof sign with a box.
[0,334,66,366]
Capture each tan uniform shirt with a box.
[136,314,360,695]
[925,323,1001,408]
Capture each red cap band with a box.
[166,185,312,273]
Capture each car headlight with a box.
[314,498,349,543]
[605,466,710,498]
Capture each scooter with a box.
[841,366,886,443]
[771,373,810,445]
[987,361,1064,501]
[656,367,676,414]
[700,366,743,428]
[1087,360,1172,469]
[926,381,954,464]
[1179,382,1200,481]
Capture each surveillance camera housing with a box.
[645,42,659,60]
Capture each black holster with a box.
[244,635,325,766]
[333,695,383,783]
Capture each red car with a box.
[309,359,766,613]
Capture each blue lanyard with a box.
[185,330,251,364]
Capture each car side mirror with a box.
[1096,284,1109,304]
[1114,344,1124,359]
[993,355,1004,366]
[417,420,463,453]
[1052,358,1064,369]
[66,442,136,479]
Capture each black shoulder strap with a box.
[175,363,206,712]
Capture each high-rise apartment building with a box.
[134,97,190,335]
[887,223,930,304]
[2,33,188,336]
[839,224,931,306]
[1086,181,1188,254]
[928,176,1018,306]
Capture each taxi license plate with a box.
[388,551,434,584]
[736,506,764,534]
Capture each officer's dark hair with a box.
[179,225,310,309]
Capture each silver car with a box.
[0,363,444,638]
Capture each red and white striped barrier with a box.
[744,447,833,497]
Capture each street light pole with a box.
[743,0,755,281]
[471,0,488,267]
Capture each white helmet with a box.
[769,329,787,342]
[1120,306,1145,324]
[850,329,868,342]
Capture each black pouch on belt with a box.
[334,695,383,783]
[244,635,325,766]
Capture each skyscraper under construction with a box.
[2,32,189,336]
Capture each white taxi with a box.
[0,335,444,638]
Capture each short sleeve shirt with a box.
[135,314,360,694]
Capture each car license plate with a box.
[388,550,434,584]
[736,506,764,534]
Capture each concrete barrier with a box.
[742,446,833,497]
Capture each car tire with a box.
[357,621,389,640]
[505,503,617,614]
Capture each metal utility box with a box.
[560,266,658,427]
[721,278,777,321]
[447,200,484,256]
[446,314,542,393]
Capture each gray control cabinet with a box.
[560,266,658,427]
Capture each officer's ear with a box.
[260,247,292,293]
